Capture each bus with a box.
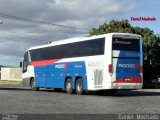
[22,33,143,95]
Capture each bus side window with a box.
[23,52,29,73]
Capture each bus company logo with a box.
[88,61,101,67]
[113,39,131,45]
[118,64,136,68]
[55,64,68,69]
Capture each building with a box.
[0,67,22,81]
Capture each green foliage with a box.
[89,19,160,81]
[90,20,132,35]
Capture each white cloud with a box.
[0,0,136,66]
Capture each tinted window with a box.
[23,52,29,73]
[112,37,140,51]
[30,38,105,61]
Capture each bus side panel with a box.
[85,36,112,91]
[85,56,104,90]
[33,61,88,90]
[103,36,112,89]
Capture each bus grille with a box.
[94,70,103,87]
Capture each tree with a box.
[89,19,160,81]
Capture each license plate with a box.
[123,78,131,82]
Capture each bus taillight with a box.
[140,66,143,73]
[109,64,113,74]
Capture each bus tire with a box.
[75,78,84,95]
[30,78,39,91]
[65,78,73,94]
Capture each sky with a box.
[0,0,159,66]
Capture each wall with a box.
[0,68,22,81]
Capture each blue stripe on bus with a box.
[34,61,88,90]
[116,50,141,80]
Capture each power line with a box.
[0,13,90,31]
[0,34,47,44]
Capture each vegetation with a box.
[89,19,160,81]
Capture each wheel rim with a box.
[77,82,82,92]
[66,82,71,91]
[32,80,35,88]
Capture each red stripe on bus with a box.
[29,59,61,66]
[140,66,143,73]
[113,77,142,83]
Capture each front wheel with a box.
[30,78,39,91]
[75,78,84,95]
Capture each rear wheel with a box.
[75,78,84,95]
[65,78,73,94]
[30,78,39,91]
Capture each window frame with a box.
[23,52,29,73]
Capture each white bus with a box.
[22,33,143,95]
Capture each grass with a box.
[0,80,22,85]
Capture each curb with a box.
[135,89,160,92]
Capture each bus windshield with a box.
[112,37,140,51]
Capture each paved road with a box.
[0,87,160,114]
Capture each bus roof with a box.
[28,33,141,51]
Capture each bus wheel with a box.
[30,78,39,91]
[65,78,73,94]
[75,78,84,95]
